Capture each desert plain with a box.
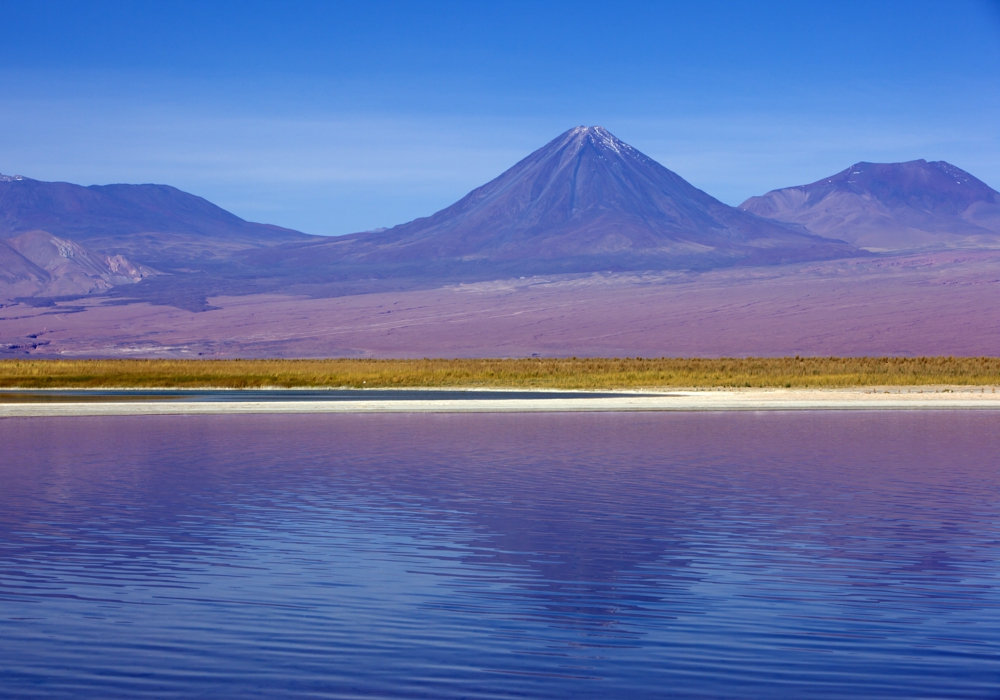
[3,248,999,359]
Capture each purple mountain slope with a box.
[0,174,316,268]
[254,127,860,278]
[740,160,1000,251]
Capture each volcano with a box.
[256,126,859,279]
[740,160,1000,251]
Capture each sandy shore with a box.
[2,388,999,417]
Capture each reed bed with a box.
[1,357,999,390]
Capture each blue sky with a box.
[1,1,999,235]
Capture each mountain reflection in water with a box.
[1,412,998,698]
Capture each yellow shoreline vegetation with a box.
[1,357,999,390]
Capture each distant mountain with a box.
[0,230,155,297]
[0,174,316,268]
[740,160,1000,251]
[254,126,859,279]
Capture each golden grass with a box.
[1,357,999,390]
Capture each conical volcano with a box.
[263,126,859,278]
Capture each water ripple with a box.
[1,412,998,698]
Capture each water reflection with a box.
[1,412,998,698]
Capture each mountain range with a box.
[5,129,999,301]
[2,127,999,357]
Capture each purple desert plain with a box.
[2,128,999,358]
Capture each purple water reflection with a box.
[1,412,998,698]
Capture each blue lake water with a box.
[0,412,998,698]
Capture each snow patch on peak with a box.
[0,173,25,182]
[577,126,647,162]
[549,125,653,168]
[931,161,971,184]
[594,129,623,155]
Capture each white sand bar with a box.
[2,388,1000,417]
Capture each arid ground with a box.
[3,249,998,359]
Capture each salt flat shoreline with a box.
[2,387,1000,417]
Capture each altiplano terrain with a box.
[3,128,1000,358]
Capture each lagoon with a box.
[1,412,998,698]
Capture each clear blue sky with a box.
[1,0,998,235]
